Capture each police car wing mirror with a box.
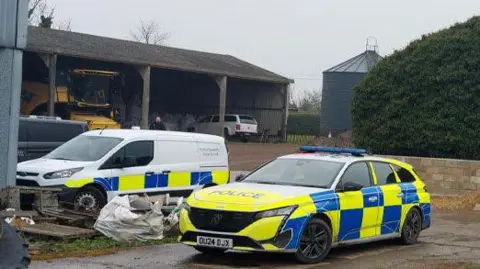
[338,182,363,192]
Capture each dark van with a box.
[17,116,88,163]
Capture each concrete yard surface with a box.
[31,211,480,269]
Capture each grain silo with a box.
[320,40,382,137]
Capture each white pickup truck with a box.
[194,114,258,141]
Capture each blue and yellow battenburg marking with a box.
[65,170,230,192]
[275,182,431,250]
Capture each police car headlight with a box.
[43,167,83,179]
[254,205,297,221]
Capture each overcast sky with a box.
[47,0,480,98]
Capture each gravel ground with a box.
[31,211,480,269]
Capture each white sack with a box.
[93,195,165,242]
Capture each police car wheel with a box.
[74,187,107,211]
[400,207,422,245]
[295,218,332,264]
[193,246,226,255]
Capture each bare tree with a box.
[294,88,322,113]
[130,19,170,45]
[28,0,54,26]
[56,19,72,31]
[28,0,72,30]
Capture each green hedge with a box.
[287,112,320,135]
[352,16,480,160]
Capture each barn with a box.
[23,26,293,141]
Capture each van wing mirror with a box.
[235,174,246,182]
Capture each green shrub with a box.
[352,16,480,160]
[287,112,320,135]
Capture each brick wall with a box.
[382,155,480,194]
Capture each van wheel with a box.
[74,186,107,211]
[294,218,332,264]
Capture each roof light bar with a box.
[299,146,369,156]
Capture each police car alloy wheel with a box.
[295,218,332,264]
[400,207,422,245]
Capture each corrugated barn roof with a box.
[25,26,292,84]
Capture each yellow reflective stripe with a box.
[168,172,191,187]
[212,170,229,184]
[65,178,93,188]
[118,174,144,191]
[368,162,378,185]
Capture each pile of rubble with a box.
[1,186,183,253]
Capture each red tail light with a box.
[236,124,240,131]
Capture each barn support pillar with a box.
[213,75,227,137]
[281,83,290,142]
[136,65,151,129]
[39,53,57,117]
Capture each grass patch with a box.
[27,234,178,261]
[287,134,315,145]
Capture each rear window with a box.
[239,115,256,124]
[225,115,237,122]
[27,121,85,142]
[392,164,416,183]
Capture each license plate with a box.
[196,236,233,248]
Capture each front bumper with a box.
[177,208,298,252]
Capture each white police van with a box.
[16,129,230,210]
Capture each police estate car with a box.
[178,147,431,264]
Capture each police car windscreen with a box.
[46,135,123,162]
[241,158,345,188]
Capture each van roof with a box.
[82,129,225,142]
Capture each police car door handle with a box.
[397,193,404,198]
[368,196,378,202]
[145,171,154,176]
[162,170,171,174]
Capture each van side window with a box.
[211,116,219,123]
[103,141,154,169]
